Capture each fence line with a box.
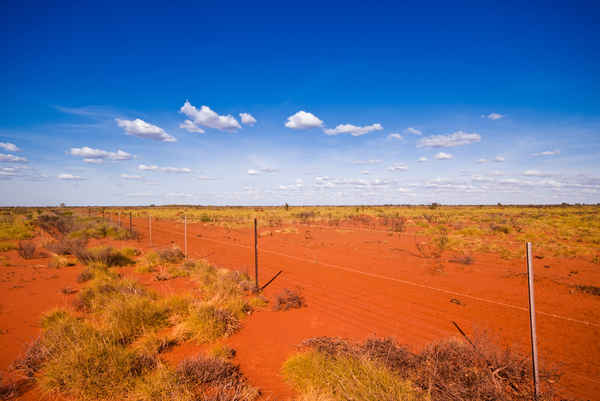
[135,216,599,328]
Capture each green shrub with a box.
[175,304,240,343]
[283,351,424,401]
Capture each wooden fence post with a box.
[149,215,152,247]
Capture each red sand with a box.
[1,218,599,400]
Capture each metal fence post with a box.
[129,212,133,234]
[526,242,540,399]
[184,215,187,258]
[149,214,152,247]
[254,217,259,290]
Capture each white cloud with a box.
[434,152,453,160]
[121,174,143,180]
[477,158,488,163]
[58,173,84,180]
[352,159,382,165]
[165,192,193,198]
[179,119,205,133]
[138,164,191,173]
[70,146,133,161]
[180,101,241,131]
[522,170,549,177]
[387,163,408,171]
[0,142,19,152]
[0,154,27,163]
[284,111,323,130]
[116,118,176,142]
[418,131,481,148]
[259,167,279,173]
[239,113,256,125]
[324,123,383,136]
[494,156,505,162]
[247,169,259,175]
[532,150,560,157]
[126,192,153,197]
[482,113,504,120]
[361,170,370,175]
[388,133,403,140]
[404,127,422,135]
[417,157,428,162]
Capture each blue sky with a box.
[1,1,599,205]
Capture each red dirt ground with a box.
[1,217,599,400]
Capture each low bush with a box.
[576,285,600,296]
[283,350,424,401]
[448,255,474,265]
[274,288,305,311]
[44,237,87,255]
[156,247,185,264]
[17,241,36,259]
[289,335,558,401]
[74,246,135,267]
[175,304,240,343]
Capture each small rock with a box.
[544,265,551,269]
[450,298,463,306]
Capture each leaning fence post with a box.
[526,242,540,399]
[254,218,259,290]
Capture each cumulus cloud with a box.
[494,156,505,162]
[477,158,488,163]
[138,164,191,173]
[417,157,428,162]
[388,133,403,140]
[179,119,205,133]
[247,169,259,175]
[532,150,560,157]
[352,159,382,165]
[0,154,27,163]
[434,152,453,160]
[239,113,256,125]
[324,123,383,136]
[387,163,408,171]
[121,174,143,180]
[180,101,241,131]
[482,113,504,120]
[165,192,193,198]
[0,142,19,152]
[417,131,481,148]
[70,146,133,162]
[58,173,84,180]
[116,118,176,142]
[404,127,422,135]
[284,111,323,130]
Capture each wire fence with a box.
[97,210,600,399]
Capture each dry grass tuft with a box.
[17,241,36,259]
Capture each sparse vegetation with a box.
[274,288,305,311]
[285,335,558,401]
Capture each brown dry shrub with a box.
[176,355,242,386]
[274,288,305,311]
[299,334,558,401]
[44,237,87,255]
[17,241,36,259]
[157,247,185,264]
[12,338,49,377]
